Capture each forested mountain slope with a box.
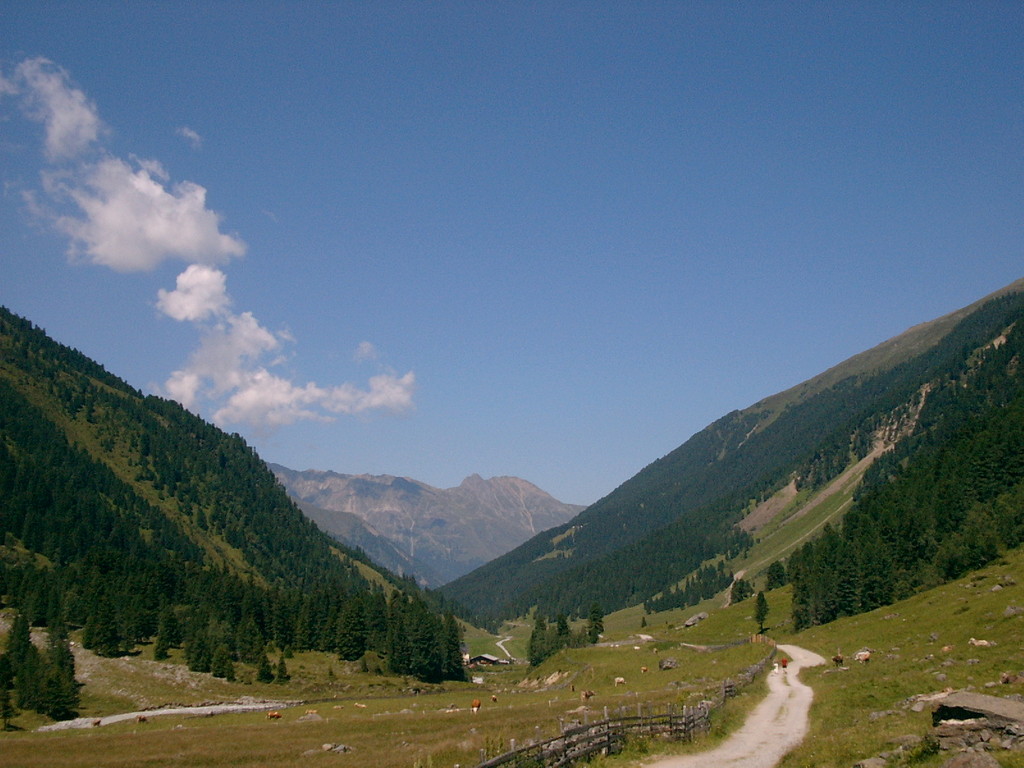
[442,279,1024,623]
[0,306,464,703]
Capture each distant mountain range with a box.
[268,466,583,586]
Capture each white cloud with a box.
[52,155,246,271]
[323,372,417,415]
[156,264,231,321]
[159,273,416,429]
[354,341,379,362]
[5,55,417,433]
[176,126,203,149]
[13,57,103,160]
[212,370,417,428]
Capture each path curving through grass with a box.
[642,644,825,768]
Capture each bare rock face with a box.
[270,464,583,585]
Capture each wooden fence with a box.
[473,641,776,768]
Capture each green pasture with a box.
[9,543,1024,768]
[0,607,773,768]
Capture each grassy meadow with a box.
[7,544,1024,768]
[0,606,771,768]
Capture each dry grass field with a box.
[0,611,770,768]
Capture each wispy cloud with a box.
[8,57,104,160]
[354,341,379,362]
[3,56,416,430]
[176,126,203,149]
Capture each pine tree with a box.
[0,654,13,690]
[336,599,367,662]
[528,614,548,667]
[0,685,15,731]
[440,613,465,682]
[754,591,769,634]
[41,622,79,720]
[153,631,171,661]
[234,615,265,665]
[211,644,235,681]
[83,597,123,658]
[8,612,43,712]
[7,612,33,670]
[154,604,182,660]
[586,604,604,644]
[555,614,570,641]
[765,561,788,590]
[730,578,754,604]
[404,597,443,683]
[256,653,274,683]
[273,655,289,683]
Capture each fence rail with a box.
[474,638,775,768]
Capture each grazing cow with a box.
[305,709,318,715]
[853,650,871,664]
[614,677,626,686]
[92,719,102,727]
[941,644,954,653]
[832,653,844,667]
[471,699,481,713]
[580,690,595,702]
[353,703,367,709]
[641,666,649,674]
[136,715,148,723]
[969,637,993,647]
[266,711,282,720]
[491,695,498,703]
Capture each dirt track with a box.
[643,644,826,768]
[36,699,296,731]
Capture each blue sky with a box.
[2,3,1021,506]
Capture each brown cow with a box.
[471,699,481,713]
[580,690,595,702]
[266,711,282,720]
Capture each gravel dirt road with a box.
[642,644,826,768]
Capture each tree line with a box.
[527,604,604,666]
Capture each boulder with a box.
[932,692,1024,727]
[940,752,1001,768]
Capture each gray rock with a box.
[932,691,1024,727]
[940,751,1001,768]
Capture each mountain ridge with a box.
[269,464,583,586]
